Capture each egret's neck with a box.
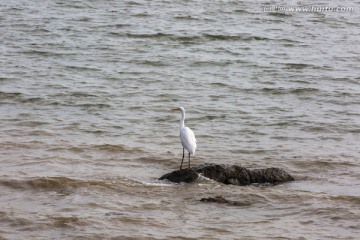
[180,111,185,129]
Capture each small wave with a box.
[19,97,44,103]
[210,82,231,87]
[190,60,233,67]
[65,65,102,72]
[76,16,92,22]
[265,121,293,127]
[105,212,125,216]
[21,50,73,58]
[55,2,88,9]
[48,146,84,153]
[69,92,98,98]
[131,13,152,17]
[204,115,226,120]
[259,87,319,95]
[76,103,112,109]
[268,12,291,17]
[30,27,51,33]
[347,128,360,133]
[229,149,268,154]
[141,180,175,187]
[175,35,203,42]
[203,33,271,41]
[292,159,359,171]
[21,50,53,56]
[124,32,274,43]
[17,121,49,127]
[174,15,201,21]
[0,91,22,100]
[0,77,17,81]
[0,177,128,192]
[289,88,319,94]
[323,98,360,107]
[1,141,45,150]
[95,23,132,30]
[107,31,126,37]
[301,125,334,133]
[50,216,89,228]
[93,144,144,154]
[332,77,359,85]
[1,94,46,106]
[30,130,55,136]
[126,1,142,5]
[0,214,33,228]
[50,143,145,155]
[0,177,84,191]
[113,23,132,28]
[283,63,314,69]
[133,60,169,67]
[126,32,173,39]
[329,195,360,205]
[234,9,253,15]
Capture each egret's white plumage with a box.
[172,107,197,169]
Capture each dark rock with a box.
[250,167,295,184]
[159,163,294,185]
[200,196,251,206]
[196,164,254,185]
[158,168,198,183]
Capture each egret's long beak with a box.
[171,108,179,111]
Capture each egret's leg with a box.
[188,153,191,168]
[180,148,184,170]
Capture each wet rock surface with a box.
[159,168,198,183]
[200,196,251,206]
[159,164,294,185]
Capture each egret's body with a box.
[172,107,197,169]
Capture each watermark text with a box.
[262,5,354,13]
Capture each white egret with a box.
[171,107,197,170]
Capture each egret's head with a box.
[171,107,185,114]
